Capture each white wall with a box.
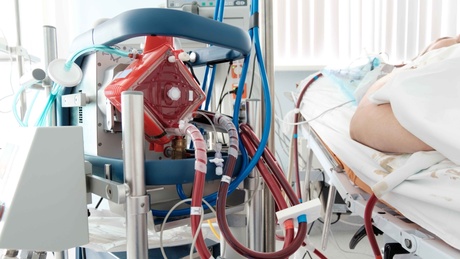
[0,0,167,146]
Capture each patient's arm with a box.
[349,35,460,153]
[349,73,434,153]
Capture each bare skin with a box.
[349,73,433,153]
[350,35,460,153]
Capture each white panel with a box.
[0,127,88,251]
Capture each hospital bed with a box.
[292,52,460,258]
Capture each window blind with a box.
[273,0,460,70]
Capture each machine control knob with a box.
[167,86,181,101]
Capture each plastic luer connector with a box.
[105,36,205,147]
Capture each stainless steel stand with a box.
[43,25,58,126]
[260,0,276,252]
[122,91,149,259]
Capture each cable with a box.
[207,219,220,240]
[216,62,233,112]
[292,73,323,200]
[317,213,341,225]
[303,250,313,259]
[216,87,238,112]
[159,198,192,259]
[158,197,220,259]
[185,62,201,85]
[247,49,257,99]
[365,194,382,259]
[339,218,366,228]
[95,197,104,209]
[308,220,316,235]
[192,110,218,140]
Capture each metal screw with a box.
[404,238,412,249]
[106,186,112,199]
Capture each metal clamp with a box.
[127,195,150,215]
[86,174,128,204]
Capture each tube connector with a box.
[209,142,224,175]
[276,198,322,227]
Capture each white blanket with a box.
[371,56,460,165]
[295,73,460,250]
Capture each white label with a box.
[116,69,132,79]
[190,206,202,215]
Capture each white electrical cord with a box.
[159,198,221,259]
[160,198,193,259]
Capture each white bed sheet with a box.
[294,74,460,250]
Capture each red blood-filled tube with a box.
[215,130,308,258]
[179,123,210,259]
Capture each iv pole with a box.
[260,0,276,252]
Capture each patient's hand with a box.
[349,73,434,153]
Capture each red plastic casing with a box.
[105,36,205,149]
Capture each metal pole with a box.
[54,250,68,259]
[245,99,264,252]
[14,0,26,119]
[321,184,337,250]
[122,91,149,259]
[260,0,276,252]
[43,26,57,86]
[43,25,58,126]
